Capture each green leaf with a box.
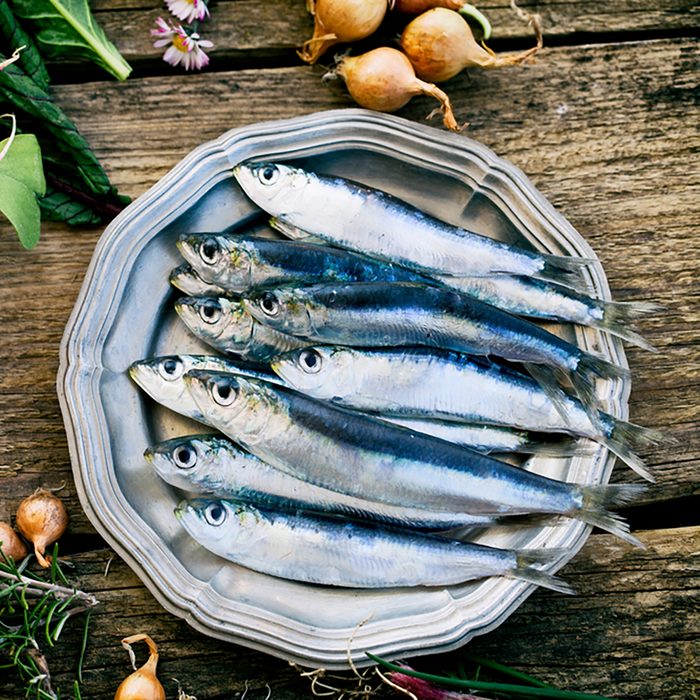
[0,3,50,91]
[0,132,45,247]
[8,0,131,81]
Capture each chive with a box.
[463,654,550,688]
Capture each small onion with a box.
[335,47,463,131]
[299,0,388,64]
[0,521,28,561]
[401,7,541,83]
[114,634,166,700]
[15,488,68,568]
[393,0,492,40]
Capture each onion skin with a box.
[0,521,28,561]
[401,7,541,83]
[336,47,462,131]
[392,0,492,40]
[15,488,68,568]
[115,634,166,700]
[299,0,388,64]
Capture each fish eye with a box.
[199,301,222,325]
[200,238,220,265]
[258,165,279,185]
[204,502,227,526]
[173,445,197,469]
[259,292,280,317]
[299,349,322,374]
[212,379,237,406]
[158,358,184,380]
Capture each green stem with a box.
[463,653,550,688]
[458,3,492,40]
[367,653,616,700]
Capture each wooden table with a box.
[1,2,698,698]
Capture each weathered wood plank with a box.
[86,0,700,66]
[1,38,696,535]
[0,526,696,699]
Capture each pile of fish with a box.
[129,162,661,594]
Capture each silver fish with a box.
[233,162,590,287]
[184,370,644,545]
[128,354,282,423]
[147,434,497,530]
[177,499,574,592]
[243,282,629,413]
[177,233,424,293]
[170,264,231,298]
[273,346,659,481]
[175,296,308,362]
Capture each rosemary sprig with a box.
[0,544,99,699]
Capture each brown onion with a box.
[15,488,68,568]
[0,521,28,561]
[299,0,388,64]
[393,0,492,39]
[401,7,541,83]
[336,47,463,131]
[115,634,166,700]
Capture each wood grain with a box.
[0,526,696,699]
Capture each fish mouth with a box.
[174,500,190,521]
[143,447,154,464]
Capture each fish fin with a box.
[522,363,573,425]
[598,419,664,482]
[536,254,595,292]
[516,437,594,458]
[269,216,326,244]
[510,551,575,595]
[578,483,647,547]
[569,353,630,426]
[590,300,661,352]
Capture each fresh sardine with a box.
[170,264,231,298]
[177,499,574,592]
[175,296,308,362]
[184,370,644,545]
[243,282,629,413]
[177,234,425,292]
[147,434,498,529]
[273,347,660,480]
[233,162,590,287]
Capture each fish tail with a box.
[569,353,631,423]
[590,300,661,352]
[511,549,575,595]
[578,483,647,547]
[599,418,665,482]
[537,254,594,291]
[517,437,594,458]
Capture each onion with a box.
[393,0,492,40]
[335,47,463,131]
[0,521,27,561]
[15,488,68,568]
[400,7,542,83]
[115,634,166,700]
[299,0,388,64]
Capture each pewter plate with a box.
[58,109,629,669]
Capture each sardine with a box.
[170,264,231,298]
[175,296,308,362]
[233,162,590,287]
[176,499,574,592]
[184,370,645,545]
[243,282,629,413]
[177,233,425,292]
[273,347,659,480]
[128,354,282,423]
[147,434,498,529]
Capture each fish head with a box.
[146,434,230,491]
[233,162,310,217]
[175,297,254,350]
[176,499,264,552]
[129,355,201,416]
[177,234,251,290]
[170,264,221,297]
[271,346,347,398]
[243,288,314,337]
[184,370,276,443]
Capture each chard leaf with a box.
[0,133,46,248]
[39,186,102,226]
[0,3,50,90]
[8,0,131,81]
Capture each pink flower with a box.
[165,0,209,23]
[151,18,213,71]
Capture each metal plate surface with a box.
[57,109,629,668]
